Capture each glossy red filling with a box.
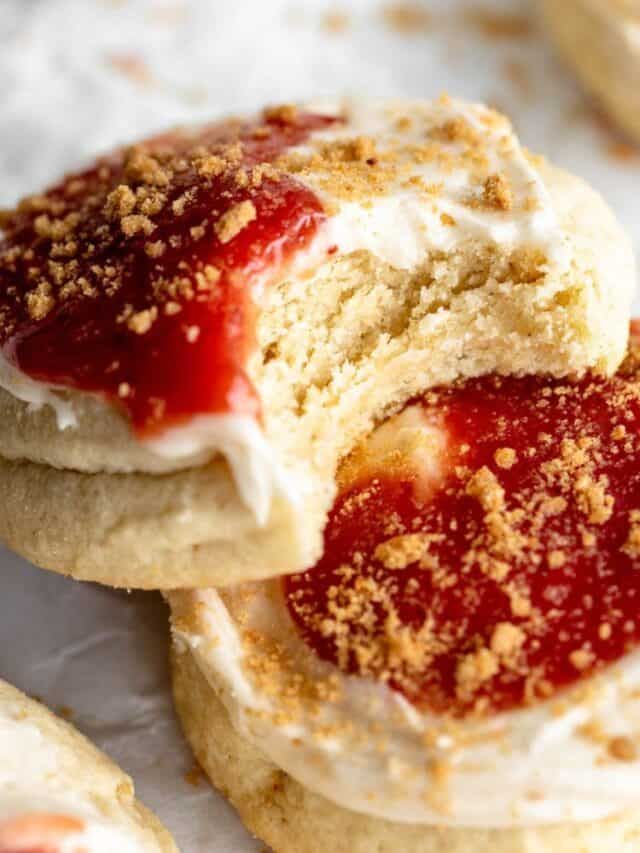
[285,323,640,716]
[0,110,335,435]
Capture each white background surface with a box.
[1,1,639,850]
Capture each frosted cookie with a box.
[539,0,640,143]
[170,322,640,852]
[0,97,634,588]
[0,678,175,852]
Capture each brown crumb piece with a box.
[121,214,156,237]
[374,533,427,569]
[569,649,594,671]
[482,173,513,211]
[623,510,640,558]
[264,104,298,124]
[456,647,498,697]
[214,200,257,244]
[144,240,166,258]
[494,447,517,469]
[195,155,226,179]
[25,282,54,321]
[548,550,566,569]
[598,623,612,640]
[612,424,627,441]
[322,9,350,32]
[608,736,638,762]
[126,306,158,334]
[464,9,532,40]
[490,622,525,659]
[382,2,431,34]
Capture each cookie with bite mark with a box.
[0,97,634,588]
[170,324,640,851]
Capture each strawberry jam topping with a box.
[0,107,336,435]
[0,814,85,853]
[285,323,640,717]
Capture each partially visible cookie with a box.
[171,647,640,853]
[540,0,640,143]
[0,678,175,852]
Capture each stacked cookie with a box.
[540,0,640,144]
[0,97,638,852]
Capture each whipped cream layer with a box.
[0,97,568,525]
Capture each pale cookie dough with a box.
[0,98,634,588]
[539,0,640,143]
[171,645,640,853]
[0,678,176,852]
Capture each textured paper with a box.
[0,0,639,849]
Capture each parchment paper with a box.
[1,1,639,849]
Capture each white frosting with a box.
[0,352,77,429]
[305,97,567,270]
[145,413,299,525]
[0,97,567,524]
[175,584,640,830]
[0,699,146,851]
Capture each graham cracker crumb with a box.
[608,736,638,762]
[455,648,499,698]
[490,622,525,659]
[214,200,257,244]
[494,447,517,469]
[264,104,298,124]
[126,306,158,334]
[374,534,427,569]
[482,173,513,211]
[569,649,594,672]
[382,2,431,34]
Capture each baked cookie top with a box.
[171,322,640,829]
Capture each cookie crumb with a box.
[214,200,257,244]
[608,736,637,762]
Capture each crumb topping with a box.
[0,98,543,435]
[284,326,640,717]
[0,106,335,432]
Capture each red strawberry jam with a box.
[285,323,640,717]
[0,106,336,435]
[0,814,85,853]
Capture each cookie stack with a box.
[0,97,638,852]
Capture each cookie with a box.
[0,678,175,852]
[539,0,640,143]
[171,649,640,853]
[0,98,633,588]
[169,326,640,851]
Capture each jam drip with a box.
[285,324,640,716]
[0,108,335,435]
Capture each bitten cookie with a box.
[169,324,640,852]
[0,97,634,588]
[0,678,175,852]
[539,0,640,143]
